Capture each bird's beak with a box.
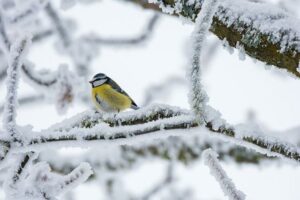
[89,80,93,84]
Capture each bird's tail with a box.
[131,104,139,110]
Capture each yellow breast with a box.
[92,84,132,112]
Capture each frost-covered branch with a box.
[203,149,246,200]
[188,0,218,125]
[45,3,71,47]
[8,0,49,24]
[0,104,297,164]
[38,135,265,178]
[0,95,44,114]
[2,37,31,140]
[0,11,11,52]
[45,2,90,77]
[31,29,54,43]
[140,161,174,200]
[21,63,57,87]
[84,13,160,46]
[0,7,57,86]
[8,153,35,186]
[142,76,186,106]
[0,32,92,199]
[4,152,93,200]
[129,0,300,77]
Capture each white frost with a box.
[203,149,246,200]
[2,36,31,140]
[188,0,219,125]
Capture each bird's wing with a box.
[107,78,138,107]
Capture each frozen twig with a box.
[45,3,71,47]
[4,153,93,199]
[45,2,89,77]
[0,11,11,52]
[2,36,31,140]
[21,63,57,87]
[8,0,49,24]
[141,161,174,200]
[0,8,57,86]
[8,153,35,185]
[53,162,93,195]
[0,95,44,114]
[142,76,186,106]
[188,0,218,125]
[31,29,54,43]
[203,149,246,200]
[85,13,160,46]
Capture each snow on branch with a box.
[130,0,300,78]
[38,135,266,178]
[47,162,93,196]
[4,153,93,200]
[4,152,36,199]
[2,36,31,140]
[188,0,218,125]
[0,104,298,164]
[203,149,246,200]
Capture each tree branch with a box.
[128,0,300,77]
[84,13,160,46]
[2,105,298,164]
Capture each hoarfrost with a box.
[2,36,31,140]
[203,149,246,200]
[188,0,219,125]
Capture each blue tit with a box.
[89,73,139,113]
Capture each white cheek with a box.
[93,79,106,87]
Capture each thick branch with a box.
[5,105,300,163]
[42,136,266,176]
[129,0,300,77]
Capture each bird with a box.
[89,73,139,113]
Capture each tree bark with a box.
[129,0,300,77]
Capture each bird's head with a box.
[89,73,108,88]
